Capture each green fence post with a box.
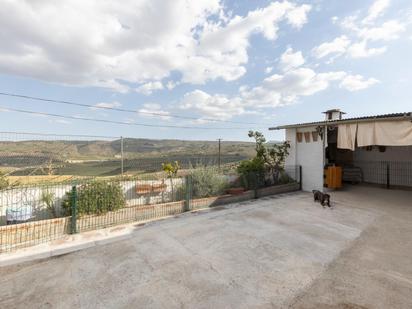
[71,185,77,234]
[184,175,191,212]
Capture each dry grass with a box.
[6,174,140,186]
[7,175,83,185]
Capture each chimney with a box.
[323,109,345,121]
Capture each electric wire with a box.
[0,106,264,130]
[0,92,270,126]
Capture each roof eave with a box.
[269,114,412,131]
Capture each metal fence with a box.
[0,166,300,253]
[0,132,301,253]
[353,161,412,188]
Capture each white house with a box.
[270,110,412,192]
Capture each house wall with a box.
[285,128,297,166]
[353,146,412,162]
[285,127,324,192]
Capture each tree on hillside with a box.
[241,131,290,185]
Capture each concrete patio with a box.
[0,186,411,308]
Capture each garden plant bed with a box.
[0,183,300,253]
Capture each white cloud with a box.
[0,1,311,91]
[96,80,130,94]
[166,80,179,90]
[313,0,405,62]
[340,74,380,91]
[362,0,391,24]
[312,36,351,59]
[138,103,170,120]
[286,4,312,29]
[183,1,311,84]
[347,41,387,58]
[92,102,122,109]
[90,102,122,115]
[179,67,377,119]
[265,66,274,74]
[53,119,71,124]
[180,90,244,120]
[358,20,405,41]
[136,81,164,95]
[240,68,346,107]
[279,47,305,72]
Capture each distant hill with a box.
[0,138,256,161]
[0,138,257,176]
[267,140,283,144]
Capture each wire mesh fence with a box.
[0,132,301,253]
[354,160,412,188]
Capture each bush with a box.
[174,183,186,201]
[62,181,126,216]
[237,157,265,190]
[278,171,295,184]
[40,189,56,217]
[189,165,228,198]
[0,171,9,190]
[162,161,180,201]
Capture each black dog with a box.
[312,190,331,207]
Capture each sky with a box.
[0,0,411,142]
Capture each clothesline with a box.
[337,120,412,150]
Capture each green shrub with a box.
[278,171,295,184]
[162,161,180,200]
[62,181,126,216]
[0,171,9,190]
[189,165,228,198]
[161,161,180,178]
[174,183,186,201]
[245,131,291,185]
[237,157,265,190]
[40,189,56,217]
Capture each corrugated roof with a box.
[269,112,412,130]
